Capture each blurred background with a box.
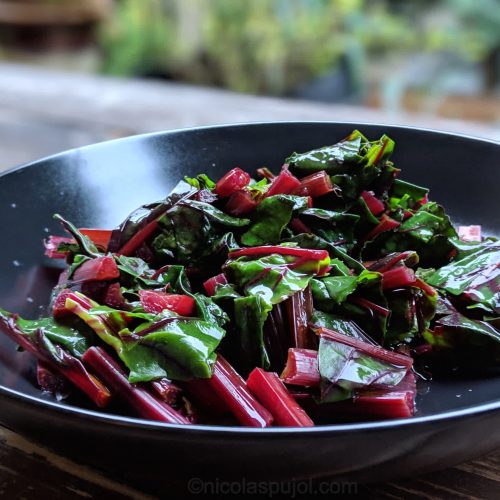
[0,0,498,168]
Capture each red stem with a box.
[203,273,228,296]
[83,347,189,424]
[361,191,385,216]
[289,218,311,235]
[188,354,273,427]
[225,190,257,216]
[117,218,159,256]
[150,378,183,406]
[265,166,301,197]
[79,228,112,250]
[285,288,316,349]
[364,251,416,274]
[280,348,320,387]
[352,390,415,418]
[247,368,314,427]
[413,278,438,297]
[350,296,390,317]
[43,235,73,259]
[382,266,416,290]
[0,314,111,407]
[364,214,400,241]
[292,171,334,197]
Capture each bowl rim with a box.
[1,120,499,435]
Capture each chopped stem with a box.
[285,288,316,349]
[0,313,111,407]
[247,368,314,427]
[117,218,159,256]
[83,347,189,424]
[280,348,320,387]
[186,354,273,427]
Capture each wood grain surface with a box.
[0,63,498,499]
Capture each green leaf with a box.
[318,334,407,399]
[141,318,225,380]
[193,293,229,328]
[181,200,249,227]
[311,269,381,309]
[233,295,271,374]
[153,200,248,264]
[287,131,365,175]
[424,311,500,365]
[224,254,314,306]
[115,255,160,288]
[53,214,100,258]
[362,203,457,268]
[10,313,90,358]
[299,208,359,251]
[184,173,216,190]
[241,195,308,246]
[311,275,358,306]
[311,310,373,342]
[389,179,428,210]
[119,343,171,383]
[108,179,197,253]
[66,294,225,382]
[425,242,500,314]
[285,233,365,274]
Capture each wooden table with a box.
[0,63,499,498]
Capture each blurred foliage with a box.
[99,0,500,95]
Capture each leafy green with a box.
[318,334,408,402]
[287,131,365,175]
[108,179,197,253]
[140,318,224,379]
[425,242,500,314]
[385,287,436,346]
[424,311,500,366]
[233,295,271,374]
[311,310,374,342]
[153,199,248,263]
[362,202,457,267]
[388,179,428,210]
[66,293,225,382]
[287,131,395,205]
[241,195,308,246]
[184,173,216,190]
[2,310,91,358]
[224,254,314,305]
[285,233,365,273]
[311,270,381,309]
[53,214,100,258]
[299,208,359,251]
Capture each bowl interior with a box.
[0,122,499,425]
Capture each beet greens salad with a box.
[1,130,499,428]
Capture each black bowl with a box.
[0,123,499,492]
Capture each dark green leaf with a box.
[11,313,90,358]
[233,295,271,374]
[287,130,365,176]
[53,214,100,258]
[311,310,374,342]
[426,242,500,314]
[224,254,314,306]
[318,334,407,400]
[241,195,308,246]
[141,318,225,380]
[108,180,197,253]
